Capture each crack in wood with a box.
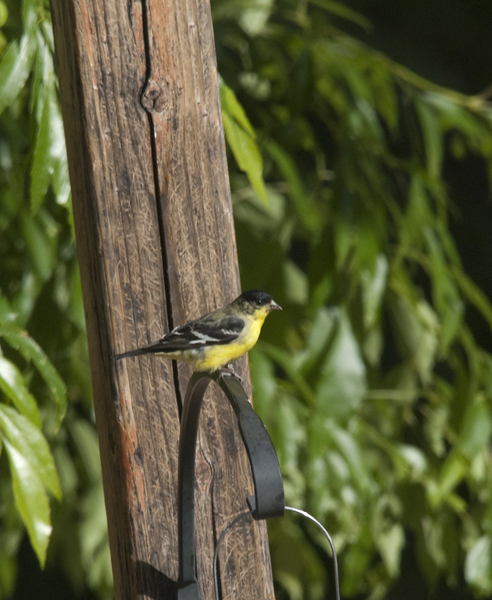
[139,0,184,413]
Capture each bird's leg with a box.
[217,364,243,384]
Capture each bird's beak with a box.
[270,300,282,311]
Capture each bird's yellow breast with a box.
[191,309,268,372]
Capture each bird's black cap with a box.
[241,290,272,304]
[239,290,282,313]
[240,289,273,305]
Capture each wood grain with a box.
[50,0,275,598]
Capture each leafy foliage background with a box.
[1,0,492,599]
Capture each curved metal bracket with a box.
[177,371,285,599]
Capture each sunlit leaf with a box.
[0,404,61,499]
[238,0,273,36]
[52,152,71,207]
[377,523,405,577]
[425,92,484,140]
[0,3,7,29]
[22,0,42,33]
[3,439,51,568]
[0,356,41,426]
[0,320,67,428]
[220,79,268,205]
[0,35,35,115]
[315,309,367,418]
[465,536,492,595]
[31,89,67,213]
[360,254,388,329]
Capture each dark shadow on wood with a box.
[136,561,177,600]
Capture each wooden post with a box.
[50,0,275,599]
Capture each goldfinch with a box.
[115,289,281,372]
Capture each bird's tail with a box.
[114,345,158,360]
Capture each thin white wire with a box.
[285,506,341,600]
[213,506,341,600]
[214,510,253,600]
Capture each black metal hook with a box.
[177,371,285,600]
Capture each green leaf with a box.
[416,98,443,179]
[0,3,7,29]
[428,454,467,510]
[0,35,36,115]
[52,152,71,207]
[220,78,255,137]
[69,419,102,483]
[325,420,373,493]
[295,307,337,373]
[79,479,111,589]
[333,217,352,268]
[455,398,492,459]
[425,92,484,140]
[465,535,492,595]
[265,139,322,232]
[0,356,41,426]
[315,309,367,418]
[0,321,67,428]
[308,0,372,31]
[249,347,277,416]
[20,212,56,282]
[0,404,61,499]
[31,89,67,213]
[371,62,399,132]
[220,79,268,205]
[260,341,316,408]
[360,254,388,329]
[3,439,51,568]
[397,173,430,256]
[0,550,17,597]
[430,400,492,508]
[283,260,309,305]
[377,523,405,577]
[390,295,439,386]
[238,0,273,36]
[22,0,42,34]
[424,228,464,353]
[453,267,492,333]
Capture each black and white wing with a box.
[156,315,245,351]
[115,315,245,359]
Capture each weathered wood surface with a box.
[50,0,274,598]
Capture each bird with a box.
[114,289,281,373]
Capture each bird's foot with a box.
[217,364,243,384]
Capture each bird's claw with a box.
[217,364,243,384]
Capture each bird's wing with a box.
[148,315,245,353]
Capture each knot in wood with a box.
[141,78,167,112]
